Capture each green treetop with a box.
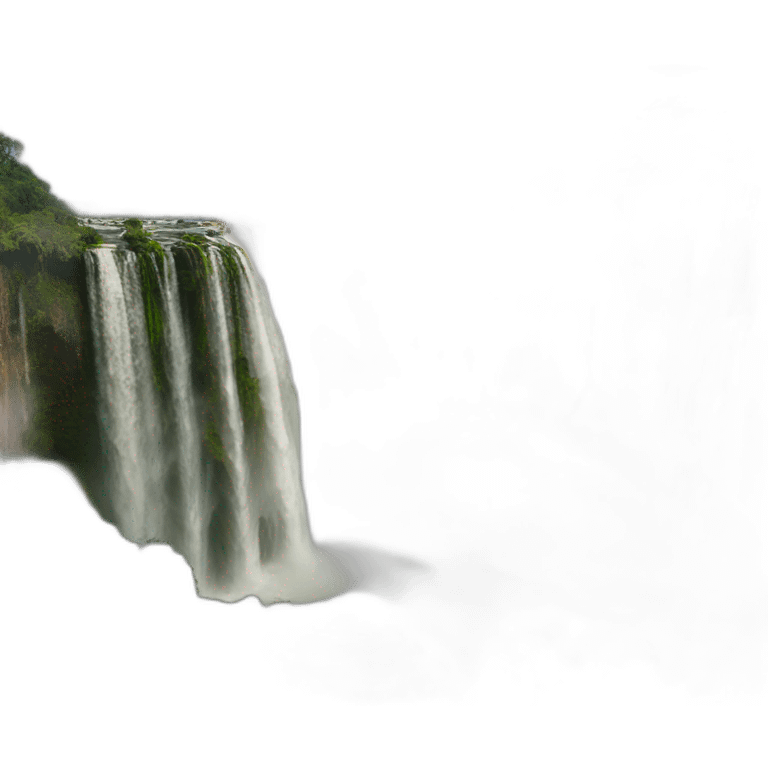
[0,131,102,269]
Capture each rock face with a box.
[0,266,30,456]
[0,254,86,460]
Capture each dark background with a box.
[0,42,766,712]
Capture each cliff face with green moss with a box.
[0,134,261,480]
[0,210,285,584]
[0,132,102,466]
[0,256,97,472]
[0,214,262,492]
[0,133,347,605]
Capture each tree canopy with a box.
[0,131,101,269]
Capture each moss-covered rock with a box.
[235,351,261,429]
[183,233,206,243]
[173,232,212,275]
[204,421,228,466]
[122,218,165,261]
[16,254,100,475]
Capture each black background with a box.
[0,33,765,712]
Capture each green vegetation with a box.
[235,349,262,429]
[224,260,261,424]
[204,421,228,465]
[1,131,266,496]
[118,220,185,398]
[171,234,263,467]
[217,246,262,429]
[183,238,263,431]
[177,269,197,293]
[170,233,222,479]
[0,133,101,469]
[218,243,245,278]
[136,250,167,392]
[173,232,211,275]
[0,132,103,271]
[122,218,165,261]
[25,270,78,318]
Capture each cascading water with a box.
[158,254,205,571]
[204,248,256,586]
[85,247,168,545]
[80,219,348,604]
[238,251,312,555]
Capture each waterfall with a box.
[18,291,30,387]
[86,248,171,544]
[80,221,349,604]
[159,253,204,569]
[206,248,258,580]
[237,250,312,553]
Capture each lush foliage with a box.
[0,132,103,269]
[122,218,165,261]
[0,133,100,469]
[119,219,168,392]
[173,232,212,276]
